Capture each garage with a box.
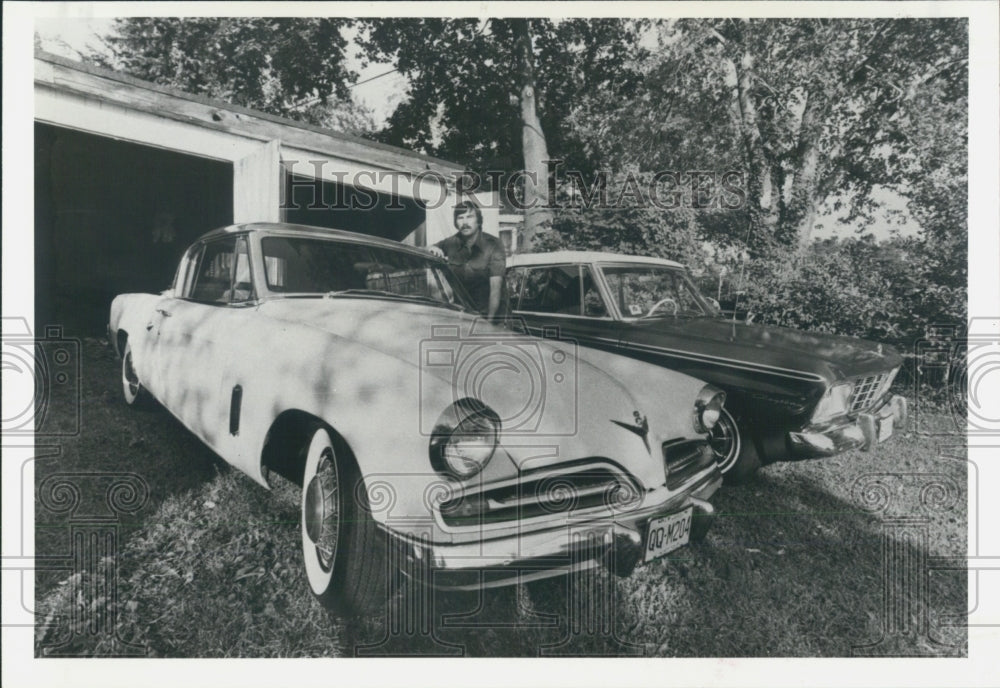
[35,124,233,334]
[33,52,463,336]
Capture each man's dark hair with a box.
[453,199,483,227]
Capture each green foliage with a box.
[358,18,648,174]
[92,18,373,132]
[896,82,968,291]
[567,18,968,251]
[544,18,967,388]
[538,177,710,271]
[741,237,964,345]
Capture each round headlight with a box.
[693,385,727,434]
[430,398,500,480]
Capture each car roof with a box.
[507,250,685,269]
[196,222,439,260]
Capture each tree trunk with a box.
[791,93,822,251]
[515,19,553,251]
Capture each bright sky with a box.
[34,17,921,242]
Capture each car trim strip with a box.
[513,319,824,383]
[619,340,824,382]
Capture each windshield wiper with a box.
[326,288,400,298]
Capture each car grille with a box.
[662,439,716,490]
[438,464,640,528]
[849,368,899,414]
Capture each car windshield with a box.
[600,264,710,318]
[260,236,472,310]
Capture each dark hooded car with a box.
[506,251,907,483]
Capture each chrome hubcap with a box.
[708,411,739,473]
[304,449,338,571]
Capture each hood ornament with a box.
[612,411,651,452]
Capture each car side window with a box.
[518,267,555,312]
[188,237,238,303]
[517,265,605,316]
[228,236,255,303]
[506,267,527,310]
[581,267,608,317]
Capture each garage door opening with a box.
[35,123,234,335]
[281,172,427,244]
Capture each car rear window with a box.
[260,236,467,308]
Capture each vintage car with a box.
[109,223,725,616]
[505,251,908,483]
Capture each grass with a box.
[34,338,967,656]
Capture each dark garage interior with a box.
[34,123,234,336]
[281,172,426,244]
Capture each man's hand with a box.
[427,245,445,258]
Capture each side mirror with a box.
[705,296,721,316]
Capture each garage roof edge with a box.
[35,50,466,175]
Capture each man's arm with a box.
[487,275,503,320]
[486,239,506,320]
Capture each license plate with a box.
[878,415,894,442]
[643,507,693,563]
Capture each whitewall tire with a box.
[299,425,392,616]
[121,340,151,407]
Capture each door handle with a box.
[156,308,172,317]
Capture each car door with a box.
[508,264,621,353]
[152,234,255,446]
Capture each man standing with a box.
[428,200,507,321]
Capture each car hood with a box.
[259,297,710,486]
[633,316,902,380]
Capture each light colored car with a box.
[506,251,908,483]
[109,224,724,616]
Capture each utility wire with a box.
[350,67,400,89]
[287,67,401,112]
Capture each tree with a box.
[538,173,709,271]
[357,18,648,249]
[515,19,554,246]
[894,79,968,292]
[90,18,371,132]
[567,18,968,253]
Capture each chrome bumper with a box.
[391,470,721,591]
[788,395,908,458]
